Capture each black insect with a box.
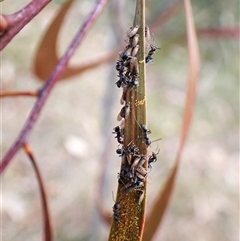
[115,79,123,88]
[111,192,123,223]
[116,147,123,156]
[126,145,139,155]
[116,144,139,157]
[122,180,144,194]
[115,74,130,88]
[112,201,121,222]
[148,150,160,170]
[124,145,139,155]
[118,165,132,184]
[115,60,127,74]
[145,44,160,63]
[119,49,131,61]
[112,126,124,144]
[141,124,152,146]
[125,76,139,89]
[131,79,139,87]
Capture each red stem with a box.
[0,0,52,50]
[0,91,38,97]
[23,143,53,241]
[0,0,109,174]
[197,27,240,39]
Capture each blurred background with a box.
[2,0,239,240]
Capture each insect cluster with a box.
[112,25,159,223]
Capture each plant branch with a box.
[0,0,109,174]
[23,143,53,241]
[33,0,117,81]
[0,0,52,50]
[0,90,38,98]
[197,27,240,39]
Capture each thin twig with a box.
[0,0,52,50]
[23,143,53,241]
[197,27,240,39]
[0,91,38,98]
[0,0,109,174]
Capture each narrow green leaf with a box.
[108,0,147,240]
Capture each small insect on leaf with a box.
[129,57,139,75]
[136,165,148,177]
[145,44,160,63]
[139,124,152,146]
[131,45,140,57]
[131,156,142,170]
[112,125,124,144]
[119,47,132,61]
[131,34,139,48]
[117,102,130,121]
[127,25,140,38]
